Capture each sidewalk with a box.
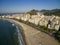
[11,19,60,45]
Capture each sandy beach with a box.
[11,19,60,45]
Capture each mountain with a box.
[26,9,39,15]
[40,9,60,16]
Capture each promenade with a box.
[11,19,60,45]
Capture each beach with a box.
[10,19,60,45]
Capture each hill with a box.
[40,9,60,16]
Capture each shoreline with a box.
[10,19,60,45]
[7,19,26,45]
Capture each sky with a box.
[0,0,60,13]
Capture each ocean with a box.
[0,19,19,45]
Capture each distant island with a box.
[0,13,24,16]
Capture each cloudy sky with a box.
[0,0,60,13]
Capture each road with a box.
[9,19,60,45]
